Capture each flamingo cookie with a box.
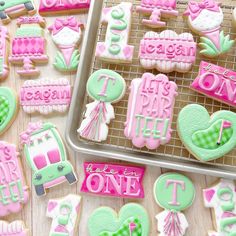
[184,0,234,58]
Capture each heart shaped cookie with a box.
[177,104,236,161]
[0,87,18,135]
[88,203,149,236]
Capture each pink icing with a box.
[0,142,29,217]
[124,73,178,149]
[163,211,183,236]
[80,162,145,198]
[203,189,215,202]
[191,61,236,107]
[39,0,90,13]
[17,16,45,26]
[183,0,221,20]
[48,201,58,212]
[0,221,28,236]
[166,180,185,206]
[140,0,177,10]
[0,27,9,79]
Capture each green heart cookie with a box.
[0,87,18,135]
[177,104,236,162]
[88,203,149,236]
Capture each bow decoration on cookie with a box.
[184,0,221,20]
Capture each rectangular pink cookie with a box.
[81,162,145,198]
[191,61,236,107]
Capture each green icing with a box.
[220,217,236,235]
[16,27,43,37]
[192,119,233,149]
[217,187,234,212]
[177,104,236,162]
[0,0,33,11]
[87,69,126,103]
[0,96,9,125]
[153,173,195,212]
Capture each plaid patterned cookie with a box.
[0,95,9,125]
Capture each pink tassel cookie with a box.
[0,26,9,80]
[191,61,236,108]
[136,0,178,28]
[81,162,145,199]
[154,173,195,236]
[20,121,77,196]
[78,69,126,142]
[20,78,71,114]
[184,0,234,58]
[124,73,178,150]
[9,16,48,77]
[96,2,134,64]
[48,17,83,73]
[0,0,36,24]
[0,220,29,236]
[0,141,29,217]
[47,194,82,236]
[203,179,236,236]
[139,30,197,73]
[39,0,90,15]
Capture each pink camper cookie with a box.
[0,141,29,217]
[0,221,29,236]
[124,73,178,149]
[81,162,145,198]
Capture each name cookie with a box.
[177,104,236,162]
[0,220,29,236]
[81,162,145,198]
[0,27,9,80]
[124,73,178,149]
[0,87,18,135]
[39,0,90,15]
[136,0,178,28]
[78,69,126,142]
[0,0,36,24]
[88,203,150,236]
[139,30,197,73]
[9,16,48,77]
[96,2,134,64]
[0,141,29,217]
[184,0,234,58]
[154,173,195,236]
[203,179,236,236]
[48,17,83,72]
[20,78,71,114]
[20,121,77,196]
[191,61,236,108]
[47,194,81,236]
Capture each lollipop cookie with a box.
[78,69,126,142]
[124,73,178,149]
[184,0,234,58]
[88,203,150,236]
[154,173,195,236]
[48,17,83,72]
[177,104,236,162]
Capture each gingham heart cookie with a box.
[177,104,236,162]
[0,87,18,135]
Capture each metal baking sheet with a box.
[66,0,236,179]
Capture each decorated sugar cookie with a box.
[136,0,178,28]
[9,16,48,77]
[0,141,29,217]
[0,87,18,135]
[88,203,150,236]
[20,121,77,196]
[139,30,197,73]
[78,69,126,142]
[96,2,134,64]
[20,78,71,114]
[177,104,236,162]
[81,162,145,198]
[0,0,36,24]
[191,61,236,108]
[124,73,178,149]
[0,26,9,80]
[47,194,81,236]
[39,0,90,15]
[203,179,236,236]
[0,220,29,236]
[154,173,195,236]
[184,0,234,58]
[48,17,83,72]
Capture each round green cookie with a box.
[153,173,195,212]
[87,69,126,103]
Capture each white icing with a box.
[0,221,26,233]
[189,9,223,32]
